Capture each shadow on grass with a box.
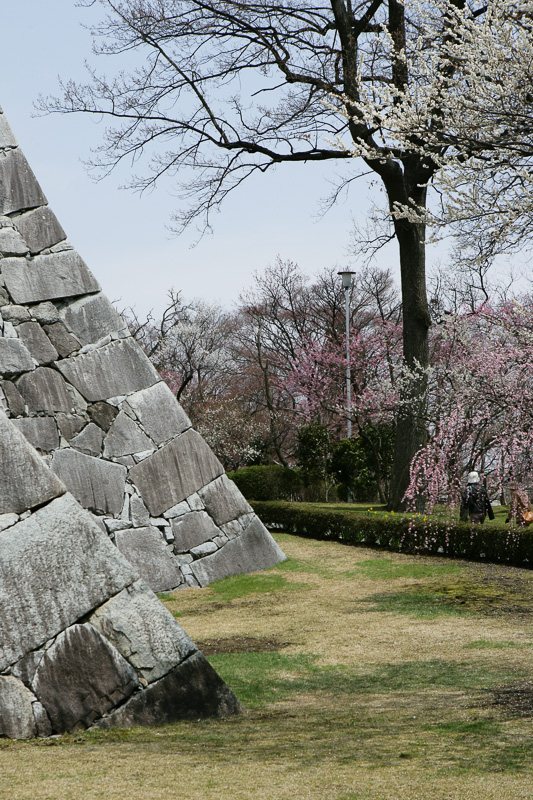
[207,650,523,709]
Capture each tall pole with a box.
[345,284,352,439]
[338,271,355,439]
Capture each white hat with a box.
[467,471,480,484]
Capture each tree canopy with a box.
[42,0,533,506]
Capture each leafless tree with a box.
[44,0,523,505]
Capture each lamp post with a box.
[337,270,355,439]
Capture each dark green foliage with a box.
[295,422,334,501]
[330,425,395,503]
[251,501,533,569]
[227,465,301,500]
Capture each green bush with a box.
[227,465,302,501]
[251,501,533,569]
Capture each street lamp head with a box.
[337,269,355,290]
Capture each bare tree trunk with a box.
[389,215,431,510]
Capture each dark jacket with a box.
[461,483,494,521]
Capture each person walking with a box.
[460,471,494,524]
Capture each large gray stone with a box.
[1,380,26,416]
[17,366,73,412]
[172,511,222,553]
[32,623,139,734]
[114,528,184,592]
[129,429,224,516]
[94,650,241,730]
[0,149,46,215]
[0,676,37,739]
[90,579,196,684]
[59,293,126,346]
[199,475,253,526]
[1,250,100,303]
[0,338,34,374]
[70,422,104,456]
[125,382,191,445]
[30,302,60,325]
[87,401,119,432]
[0,493,137,671]
[0,409,64,515]
[1,304,31,322]
[56,412,86,441]
[129,494,150,527]
[103,411,153,458]
[0,114,17,148]
[50,449,127,515]
[13,206,66,254]
[12,416,59,453]
[16,321,58,364]
[0,226,28,256]
[190,516,286,587]
[55,338,160,402]
[41,322,80,357]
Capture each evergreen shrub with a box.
[227,465,302,501]
[251,501,533,568]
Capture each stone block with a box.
[0,114,17,148]
[55,338,160,402]
[190,516,286,587]
[125,381,191,444]
[16,321,58,364]
[87,401,118,431]
[129,429,224,516]
[30,302,60,325]
[12,416,59,453]
[89,579,196,684]
[129,495,150,527]
[56,412,86,441]
[69,422,104,456]
[50,449,127,515]
[42,322,80,356]
[0,338,34,374]
[191,541,218,557]
[0,409,64,515]
[0,149,46,215]
[13,206,66,254]
[59,292,126,346]
[17,367,73,412]
[171,511,222,552]
[0,226,28,255]
[114,527,184,593]
[103,411,153,458]
[93,650,241,730]
[0,676,37,739]
[0,379,25,416]
[1,304,31,322]
[0,493,137,671]
[163,500,190,519]
[1,250,100,303]
[0,513,18,532]
[32,623,139,734]
[199,475,253,526]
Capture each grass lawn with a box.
[2,532,533,799]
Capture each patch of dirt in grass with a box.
[196,635,292,655]
[489,681,533,717]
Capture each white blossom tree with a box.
[42,0,533,506]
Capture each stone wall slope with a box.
[0,105,285,591]
[0,409,241,738]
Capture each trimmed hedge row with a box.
[251,501,533,569]
[228,465,303,501]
